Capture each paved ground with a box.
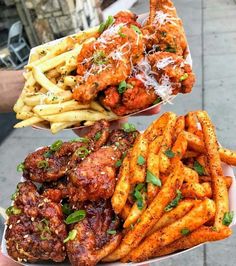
[0,0,236,265]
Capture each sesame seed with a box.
[17,220,21,224]
[31,217,35,222]
[111,157,115,160]
[9,224,12,229]
[24,235,28,238]
[55,230,59,234]
[101,172,105,174]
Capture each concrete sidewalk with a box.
[0,0,236,265]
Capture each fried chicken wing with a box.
[73,11,144,103]
[5,181,67,263]
[66,200,121,266]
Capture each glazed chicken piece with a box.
[142,0,188,56]
[73,11,144,103]
[66,200,122,266]
[5,181,67,263]
[23,120,110,183]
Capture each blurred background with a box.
[0,0,236,265]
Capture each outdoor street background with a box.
[1,0,236,265]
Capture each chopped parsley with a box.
[193,161,205,175]
[137,155,145,166]
[65,210,86,225]
[180,73,189,81]
[133,183,146,210]
[146,170,162,187]
[115,159,122,168]
[164,149,175,158]
[181,228,190,236]
[17,162,25,172]
[222,211,234,226]
[98,15,114,33]
[107,229,117,235]
[165,190,183,212]
[63,229,77,243]
[165,45,176,53]
[122,123,136,133]
[131,25,141,34]
[62,203,72,216]
[93,50,107,65]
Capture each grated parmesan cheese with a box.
[154,10,178,26]
[156,57,175,69]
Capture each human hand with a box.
[0,252,20,266]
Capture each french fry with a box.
[14,116,44,128]
[181,182,212,199]
[33,100,90,116]
[147,199,195,236]
[147,153,160,203]
[32,67,63,93]
[124,198,215,262]
[196,154,210,176]
[45,69,61,79]
[173,115,185,141]
[171,131,188,164]
[63,75,77,87]
[13,96,25,113]
[152,226,232,258]
[129,134,149,184]
[197,111,228,230]
[219,148,236,166]
[185,111,198,133]
[159,153,170,173]
[103,162,184,262]
[112,155,131,214]
[120,203,132,221]
[16,105,33,120]
[183,166,199,183]
[123,193,147,228]
[183,150,199,158]
[50,122,77,134]
[42,109,108,122]
[90,101,107,113]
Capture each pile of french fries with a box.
[104,110,236,263]
[13,27,117,134]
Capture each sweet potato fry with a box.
[123,193,147,228]
[147,199,195,236]
[197,111,228,230]
[183,166,199,183]
[129,134,149,184]
[112,155,130,214]
[124,198,215,262]
[152,226,232,258]
[102,162,184,262]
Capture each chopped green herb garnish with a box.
[115,142,120,147]
[137,155,145,166]
[146,170,162,187]
[211,226,217,231]
[115,159,122,168]
[181,228,190,236]
[95,131,102,141]
[65,210,86,225]
[165,190,183,212]
[62,203,72,216]
[193,161,205,175]
[161,31,167,37]
[122,123,136,133]
[180,73,189,81]
[11,188,19,201]
[130,224,134,230]
[43,150,53,158]
[133,183,146,210]
[222,211,234,226]
[131,25,141,34]
[63,229,77,243]
[50,140,63,152]
[6,206,22,216]
[153,98,162,105]
[164,149,175,158]
[37,219,51,240]
[75,147,90,159]
[118,81,133,94]
[165,45,176,53]
[70,137,89,143]
[93,50,107,65]
[17,163,25,172]
[98,15,114,33]
[37,160,49,170]
[118,27,126,38]
[107,229,117,235]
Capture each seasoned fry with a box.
[147,153,160,203]
[16,105,33,120]
[112,155,131,214]
[147,199,195,236]
[103,162,184,262]
[183,166,199,183]
[152,226,232,258]
[185,111,198,134]
[123,193,147,228]
[42,110,108,122]
[129,134,149,184]
[171,131,188,164]
[183,150,199,159]
[124,198,215,262]
[33,100,90,116]
[50,122,77,134]
[14,116,44,128]
[219,148,236,166]
[181,182,212,199]
[159,153,170,173]
[197,111,228,230]
[173,115,185,141]
[13,96,25,113]
[120,203,132,221]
